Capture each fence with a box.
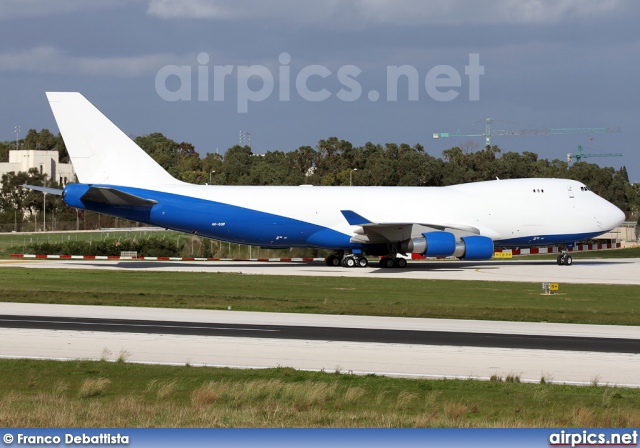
[0,228,330,260]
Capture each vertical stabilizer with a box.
[46,92,180,187]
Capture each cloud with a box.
[147,0,630,25]
[0,0,132,20]
[0,46,185,77]
[147,0,342,22]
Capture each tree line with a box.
[134,132,637,213]
[0,129,637,232]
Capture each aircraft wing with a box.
[340,210,480,244]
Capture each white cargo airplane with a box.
[26,93,625,268]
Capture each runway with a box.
[2,314,639,353]
[1,303,639,387]
[1,257,640,285]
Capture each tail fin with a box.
[46,92,180,187]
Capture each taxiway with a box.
[1,257,639,284]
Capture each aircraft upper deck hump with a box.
[46,92,180,187]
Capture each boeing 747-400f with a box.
[25,93,625,268]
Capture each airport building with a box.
[600,220,639,246]
[0,149,75,186]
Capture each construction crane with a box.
[433,118,621,147]
[567,145,623,163]
[239,130,252,148]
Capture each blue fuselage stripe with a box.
[66,185,355,249]
[494,232,610,247]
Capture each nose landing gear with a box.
[556,245,573,266]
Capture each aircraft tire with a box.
[380,257,395,269]
[357,257,369,268]
[564,255,573,266]
[556,255,564,265]
[343,257,357,268]
[326,255,341,267]
[395,258,407,268]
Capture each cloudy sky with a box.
[1,0,638,180]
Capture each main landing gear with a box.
[379,256,407,268]
[325,250,409,269]
[379,245,408,268]
[325,251,369,268]
[342,254,369,268]
[325,252,343,267]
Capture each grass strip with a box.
[0,267,638,325]
[0,359,638,427]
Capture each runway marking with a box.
[0,317,278,333]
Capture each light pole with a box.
[14,126,20,150]
[43,192,46,232]
[350,168,357,186]
[210,170,215,184]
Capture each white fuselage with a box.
[135,177,624,248]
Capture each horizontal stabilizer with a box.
[340,210,372,226]
[21,185,64,195]
[80,187,158,207]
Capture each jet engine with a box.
[400,232,494,260]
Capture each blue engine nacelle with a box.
[457,235,494,260]
[402,231,455,256]
[401,232,494,260]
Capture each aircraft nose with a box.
[600,201,626,231]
